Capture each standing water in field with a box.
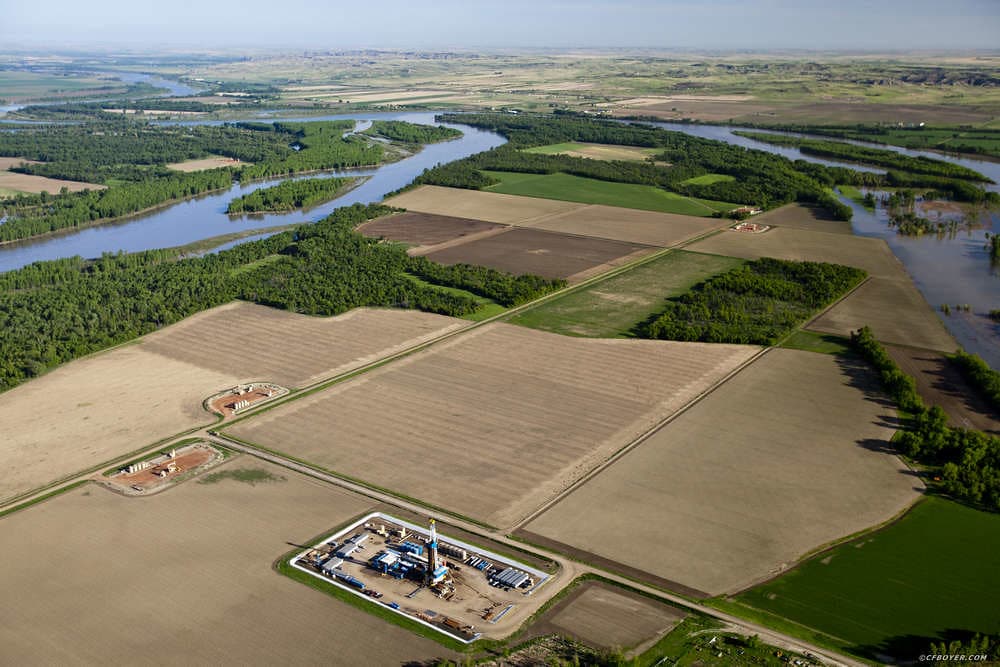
[642,121,1000,366]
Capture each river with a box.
[0,107,995,364]
[0,112,505,272]
[640,121,999,368]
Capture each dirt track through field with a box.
[524,349,922,596]
[0,459,457,665]
[228,323,759,529]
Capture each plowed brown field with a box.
[422,227,653,281]
[0,460,455,665]
[523,349,922,596]
[227,323,759,528]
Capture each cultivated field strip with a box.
[387,185,727,247]
[752,203,853,235]
[688,225,900,278]
[139,302,466,388]
[422,227,653,281]
[516,204,728,247]
[228,323,759,529]
[386,185,586,224]
[0,460,456,665]
[0,347,238,504]
[807,277,956,352]
[524,349,922,597]
[356,211,507,248]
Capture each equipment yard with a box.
[103,442,222,494]
[207,382,287,418]
[522,349,922,597]
[226,323,760,529]
[291,513,552,642]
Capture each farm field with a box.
[165,156,248,172]
[528,580,685,652]
[139,302,466,389]
[522,349,921,597]
[751,203,853,235]
[422,227,654,282]
[0,70,127,100]
[386,185,586,225]
[515,204,729,247]
[807,277,956,352]
[685,225,956,350]
[687,225,899,278]
[885,345,1000,434]
[0,302,465,503]
[0,157,105,194]
[227,323,759,529]
[680,173,736,186]
[387,187,728,246]
[356,211,506,250]
[523,142,661,162]
[509,251,744,337]
[0,344,237,504]
[733,497,1000,660]
[0,459,457,665]
[484,171,739,217]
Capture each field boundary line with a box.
[510,344,772,532]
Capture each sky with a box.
[1,0,999,51]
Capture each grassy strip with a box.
[483,171,738,217]
[0,480,89,520]
[780,330,854,356]
[402,273,507,321]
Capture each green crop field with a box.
[483,171,739,217]
[732,497,1000,660]
[509,250,743,337]
[680,173,736,186]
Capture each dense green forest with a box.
[0,119,454,242]
[636,258,866,345]
[364,120,461,144]
[949,351,1000,412]
[852,327,1000,510]
[733,131,992,182]
[226,176,357,213]
[0,204,562,393]
[428,113,865,220]
[742,124,1000,160]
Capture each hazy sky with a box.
[2,0,998,51]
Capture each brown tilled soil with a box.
[524,349,922,596]
[886,345,1000,434]
[422,227,654,281]
[386,185,586,224]
[517,204,727,247]
[0,460,456,665]
[356,211,506,246]
[523,580,685,651]
[227,323,759,529]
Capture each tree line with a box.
[365,121,461,144]
[226,177,357,214]
[948,350,1000,411]
[0,204,562,393]
[851,326,1000,510]
[635,258,867,345]
[733,131,992,182]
